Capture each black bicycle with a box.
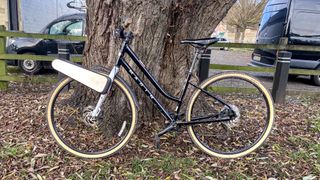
[47,27,274,159]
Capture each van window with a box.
[293,0,320,12]
[259,0,288,31]
[257,0,288,41]
[263,0,289,14]
[290,0,320,37]
[290,11,320,37]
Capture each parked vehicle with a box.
[210,32,230,50]
[217,38,230,50]
[7,13,86,74]
[250,0,320,85]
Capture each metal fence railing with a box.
[0,25,84,88]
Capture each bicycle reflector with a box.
[52,59,111,93]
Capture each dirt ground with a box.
[0,82,320,179]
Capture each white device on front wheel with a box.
[52,59,111,93]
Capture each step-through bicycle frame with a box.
[102,38,234,130]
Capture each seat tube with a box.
[189,48,200,73]
[176,49,200,113]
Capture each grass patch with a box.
[125,155,196,178]
[7,66,22,73]
[229,48,254,52]
[310,144,320,161]
[311,115,320,133]
[290,150,310,161]
[287,137,320,174]
[288,136,313,148]
[0,144,30,159]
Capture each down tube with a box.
[121,59,174,122]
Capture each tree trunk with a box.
[234,27,241,43]
[83,0,236,124]
[240,29,246,43]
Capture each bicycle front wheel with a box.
[186,72,274,158]
[47,77,137,158]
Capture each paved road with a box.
[209,49,320,93]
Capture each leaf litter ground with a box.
[0,82,319,179]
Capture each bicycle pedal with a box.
[154,135,161,149]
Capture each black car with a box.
[7,13,86,74]
[251,0,320,86]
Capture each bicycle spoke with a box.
[47,78,137,157]
[187,73,274,157]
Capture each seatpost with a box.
[189,48,200,73]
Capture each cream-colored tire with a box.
[186,72,274,159]
[47,77,137,159]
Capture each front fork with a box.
[90,66,120,118]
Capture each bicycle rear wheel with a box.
[186,72,274,158]
[47,77,137,158]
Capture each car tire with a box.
[288,74,298,79]
[311,67,320,86]
[311,75,320,86]
[18,52,42,75]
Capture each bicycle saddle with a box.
[180,38,219,48]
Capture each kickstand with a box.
[154,122,176,150]
[154,134,161,149]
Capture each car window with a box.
[65,21,83,36]
[49,20,83,36]
[49,20,71,35]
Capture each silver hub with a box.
[82,106,99,128]
[222,105,241,129]
[23,59,36,70]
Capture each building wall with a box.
[214,22,258,43]
[227,30,258,43]
[20,0,84,33]
[0,0,8,28]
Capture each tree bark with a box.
[83,0,236,123]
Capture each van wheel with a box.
[18,52,42,75]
